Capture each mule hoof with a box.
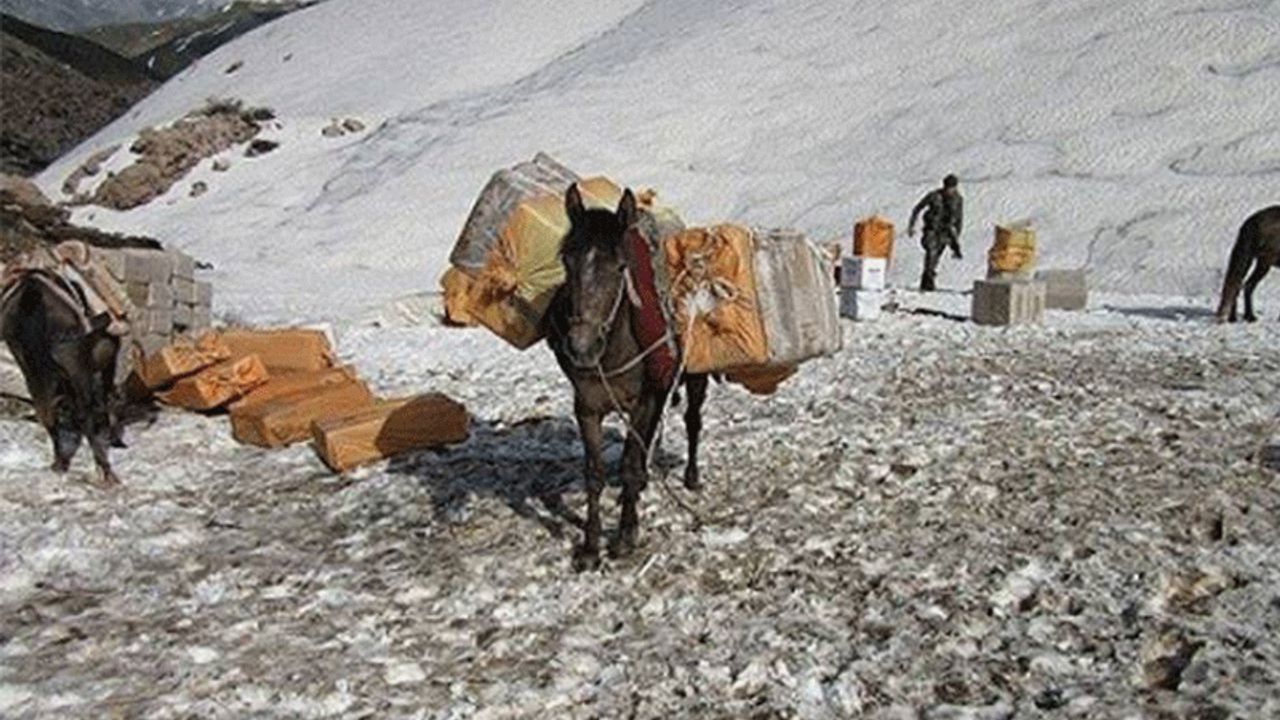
[97,470,121,489]
[572,546,602,573]
[50,459,70,473]
[683,467,701,491]
[610,529,638,560]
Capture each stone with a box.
[122,249,173,284]
[971,279,1045,326]
[126,281,173,309]
[1034,269,1088,310]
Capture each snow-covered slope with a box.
[35,0,1280,325]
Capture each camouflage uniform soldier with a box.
[907,174,964,292]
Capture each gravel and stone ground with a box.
[1,290,1278,719]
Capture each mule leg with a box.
[1215,273,1243,322]
[682,374,709,491]
[616,390,664,558]
[50,421,82,473]
[87,428,119,487]
[573,407,606,572]
[100,359,126,448]
[1242,261,1269,322]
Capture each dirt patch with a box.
[0,187,160,266]
[0,29,156,176]
[66,99,275,210]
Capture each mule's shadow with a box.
[905,306,970,323]
[384,415,684,539]
[1102,304,1216,322]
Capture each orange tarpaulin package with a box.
[853,215,895,261]
[216,327,336,374]
[442,153,624,349]
[663,225,841,393]
[137,332,231,389]
[988,224,1037,278]
[229,378,374,448]
[311,393,470,472]
[156,354,269,411]
[665,225,770,372]
[227,365,362,414]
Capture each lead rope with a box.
[592,303,711,529]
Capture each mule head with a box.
[558,184,640,369]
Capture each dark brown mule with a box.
[1215,205,1280,322]
[1,269,124,486]
[545,184,708,571]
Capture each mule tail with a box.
[1215,221,1257,322]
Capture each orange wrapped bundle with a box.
[853,215,895,261]
[137,332,232,389]
[157,354,269,411]
[664,225,841,393]
[666,225,768,372]
[442,153,623,349]
[311,393,470,472]
[987,224,1037,278]
[216,327,336,375]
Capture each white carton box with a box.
[840,256,887,290]
[840,288,884,320]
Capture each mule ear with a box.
[617,188,638,228]
[565,183,586,224]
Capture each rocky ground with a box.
[1,293,1278,719]
[0,23,156,177]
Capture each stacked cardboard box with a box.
[137,327,334,411]
[840,258,885,320]
[840,220,889,321]
[122,319,469,468]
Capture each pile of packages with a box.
[134,327,468,472]
[839,216,894,321]
[441,153,841,394]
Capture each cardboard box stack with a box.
[972,224,1046,326]
[139,327,334,412]
[841,216,892,321]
